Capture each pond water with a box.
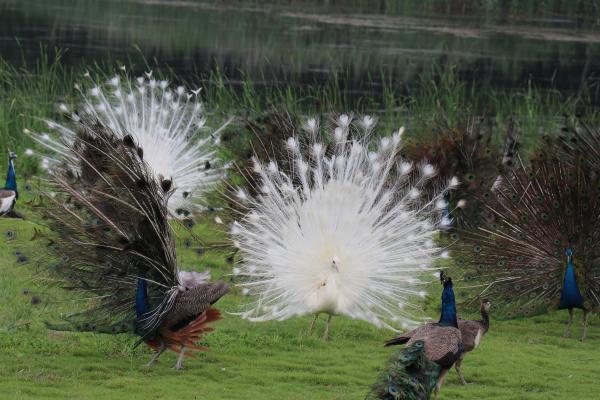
[1,0,600,98]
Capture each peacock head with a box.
[439,270,452,287]
[8,151,17,161]
[481,298,491,313]
[331,256,340,272]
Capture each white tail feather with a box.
[28,71,227,215]
[232,116,454,330]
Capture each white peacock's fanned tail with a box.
[27,70,228,216]
[230,115,458,330]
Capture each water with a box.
[2,0,600,97]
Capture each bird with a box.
[230,114,458,340]
[402,117,518,230]
[455,299,491,385]
[28,70,229,217]
[383,272,464,399]
[38,117,229,369]
[366,339,440,400]
[451,149,600,341]
[1,151,19,218]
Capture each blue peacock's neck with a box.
[438,282,458,328]
[559,248,584,309]
[4,159,17,198]
[135,274,150,319]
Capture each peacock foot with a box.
[174,364,184,371]
[563,331,571,338]
[580,335,586,342]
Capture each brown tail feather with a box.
[145,308,223,355]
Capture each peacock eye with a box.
[541,213,550,221]
[450,233,459,240]
[552,200,560,208]
[4,230,15,238]
[466,174,476,182]
[520,215,529,222]
[553,239,561,245]
[549,175,556,183]
[565,208,573,216]
[535,196,544,203]
[473,245,482,253]
[497,260,505,267]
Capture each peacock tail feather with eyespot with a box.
[230,115,458,330]
[366,340,440,400]
[451,149,600,317]
[36,117,228,361]
[27,70,228,217]
[402,117,518,230]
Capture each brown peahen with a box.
[380,273,464,399]
[452,148,600,341]
[455,299,491,385]
[40,118,229,369]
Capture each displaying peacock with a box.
[230,115,458,340]
[1,151,20,218]
[452,149,600,341]
[28,70,228,217]
[402,118,518,230]
[39,117,229,369]
[381,272,463,399]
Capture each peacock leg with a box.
[322,314,332,341]
[308,314,319,335]
[563,308,573,338]
[145,340,166,367]
[581,309,589,342]
[174,346,187,370]
[433,368,449,400]
[454,357,468,385]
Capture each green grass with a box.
[1,205,599,400]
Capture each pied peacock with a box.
[452,148,600,341]
[379,272,463,399]
[1,151,19,217]
[230,115,458,340]
[39,118,229,369]
[28,70,228,217]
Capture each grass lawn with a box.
[0,213,598,400]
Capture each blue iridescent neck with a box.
[4,159,17,198]
[439,280,458,327]
[135,274,149,318]
[559,247,584,309]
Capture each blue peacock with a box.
[1,151,19,217]
[372,272,464,399]
[452,146,600,341]
[40,118,229,369]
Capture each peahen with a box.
[402,118,518,230]
[28,70,228,217]
[1,151,19,217]
[382,272,463,399]
[455,299,490,385]
[39,118,229,369]
[230,115,458,340]
[452,149,600,341]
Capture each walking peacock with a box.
[39,118,229,369]
[230,115,458,339]
[451,148,600,341]
[378,272,463,399]
[28,70,228,217]
[1,151,19,217]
